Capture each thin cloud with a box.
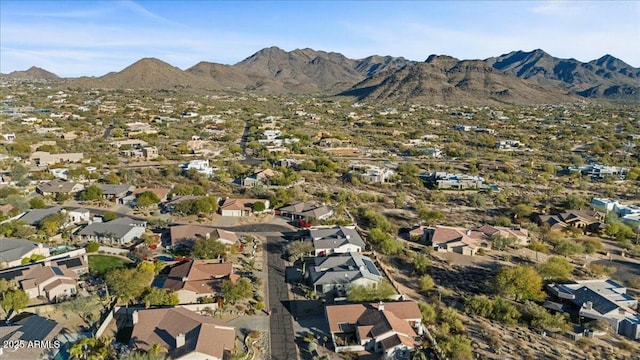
[117,0,186,27]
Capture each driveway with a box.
[266,235,298,360]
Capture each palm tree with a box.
[410,349,428,360]
[149,343,168,356]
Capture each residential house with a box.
[537,210,604,232]
[568,164,629,180]
[0,238,50,268]
[349,164,395,184]
[305,253,383,297]
[18,206,63,226]
[325,301,422,358]
[1,133,16,142]
[169,225,238,249]
[121,187,171,207]
[308,226,365,256]
[29,151,84,166]
[162,260,238,304]
[219,198,270,217]
[420,172,486,190]
[241,168,275,187]
[0,314,63,360]
[278,201,334,222]
[423,224,528,255]
[591,198,640,230]
[183,159,215,178]
[49,168,69,180]
[77,217,146,245]
[475,224,529,245]
[546,279,639,340]
[96,183,135,203]
[496,140,524,150]
[109,139,149,148]
[67,208,90,224]
[0,254,88,301]
[36,179,84,196]
[424,226,489,256]
[129,307,235,360]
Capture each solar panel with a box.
[363,259,380,276]
[52,267,64,276]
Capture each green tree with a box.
[103,173,121,185]
[512,203,533,219]
[10,163,29,181]
[103,212,117,222]
[39,212,67,237]
[0,289,29,313]
[418,301,438,325]
[521,301,568,331]
[21,253,46,264]
[59,295,102,325]
[418,209,445,226]
[412,254,430,275]
[87,242,100,253]
[191,238,227,260]
[221,278,253,304]
[142,287,179,308]
[582,238,604,254]
[81,185,103,201]
[537,256,574,281]
[494,265,545,301]
[287,240,314,262]
[105,265,154,304]
[29,197,46,209]
[418,275,435,292]
[136,191,161,208]
[491,297,521,325]
[464,295,495,317]
[494,216,512,227]
[468,193,486,208]
[252,201,266,212]
[347,280,395,302]
[491,235,515,251]
[553,239,584,256]
[440,334,472,359]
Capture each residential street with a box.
[266,235,298,360]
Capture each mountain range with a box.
[2,47,638,104]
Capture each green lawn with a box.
[88,254,132,274]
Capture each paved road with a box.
[266,235,298,360]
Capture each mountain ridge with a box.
[3,47,638,103]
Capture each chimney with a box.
[175,333,185,348]
[132,310,139,325]
[584,301,593,310]
[182,277,188,282]
[466,229,472,236]
[346,235,351,240]
[378,301,384,311]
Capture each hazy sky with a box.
[1,0,639,77]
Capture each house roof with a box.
[36,179,83,194]
[220,198,265,211]
[132,188,171,200]
[308,253,382,286]
[279,201,333,219]
[129,307,235,360]
[163,260,237,294]
[0,313,61,343]
[325,301,421,343]
[169,225,238,246]
[78,218,143,240]
[309,226,365,250]
[0,238,46,263]
[96,183,134,196]
[18,206,63,226]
